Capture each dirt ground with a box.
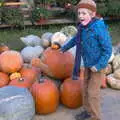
[32,88,120,120]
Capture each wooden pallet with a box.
[0,18,75,28]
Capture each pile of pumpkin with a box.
[0,43,83,116]
[0,25,120,118]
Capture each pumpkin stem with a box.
[18,77,24,82]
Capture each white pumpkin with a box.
[107,74,120,90]
[20,34,42,46]
[41,32,53,48]
[114,69,120,79]
[21,46,44,63]
[60,25,77,38]
[51,32,67,47]
[112,55,120,71]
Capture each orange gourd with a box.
[60,77,83,108]
[51,44,60,50]
[30,77,59,114]
[0,50,23,73]
[9,72,21,81]
[0,72,9,87]
[41,47,74,79]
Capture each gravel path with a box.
[33,88,120,120]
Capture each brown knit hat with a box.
[76,0,97,12]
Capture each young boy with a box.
[60,0,112,120]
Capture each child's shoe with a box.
[75,111,91,120]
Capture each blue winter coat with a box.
[61,18,112,71]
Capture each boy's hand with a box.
[58,48,64,53]
[90,66,97,72]
[31,58,40,67]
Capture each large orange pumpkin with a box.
[30,78,59,114]
[20,67,37,84]
[9,77,33,88]
[0,72,9,87]
[0,50,23,73]
[60,78,83,108]
[40,47,74,79]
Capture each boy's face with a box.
[77,8,95,26]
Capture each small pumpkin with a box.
[0,50,23,73]
[0,72,9,87]
[20,67,37,84]
[60,78,83,108]
[30,77,59,114]
[9,72,21,81]
[9,77,33,88]
[51,42,61,50]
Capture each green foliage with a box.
[34,0,56,5]
[30,7,51,23]
[1,7,24,27]
[97,0,120,17]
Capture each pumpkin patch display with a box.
[30,77,59,114]
[60,78,83,108]
[0,72,9,87]
[0,50,23,73]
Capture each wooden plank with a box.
[0,18,75,28]
[4,2,26,6]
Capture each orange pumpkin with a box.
[9,77,33,88]
[30,78,59,114]
[60,77,83,108]
[20,67,37,84]
[41,47,74,79]
[0,50,23,73]
[0,72,9,87]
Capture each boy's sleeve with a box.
[94,21,112,71]
[60,36,76,52]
